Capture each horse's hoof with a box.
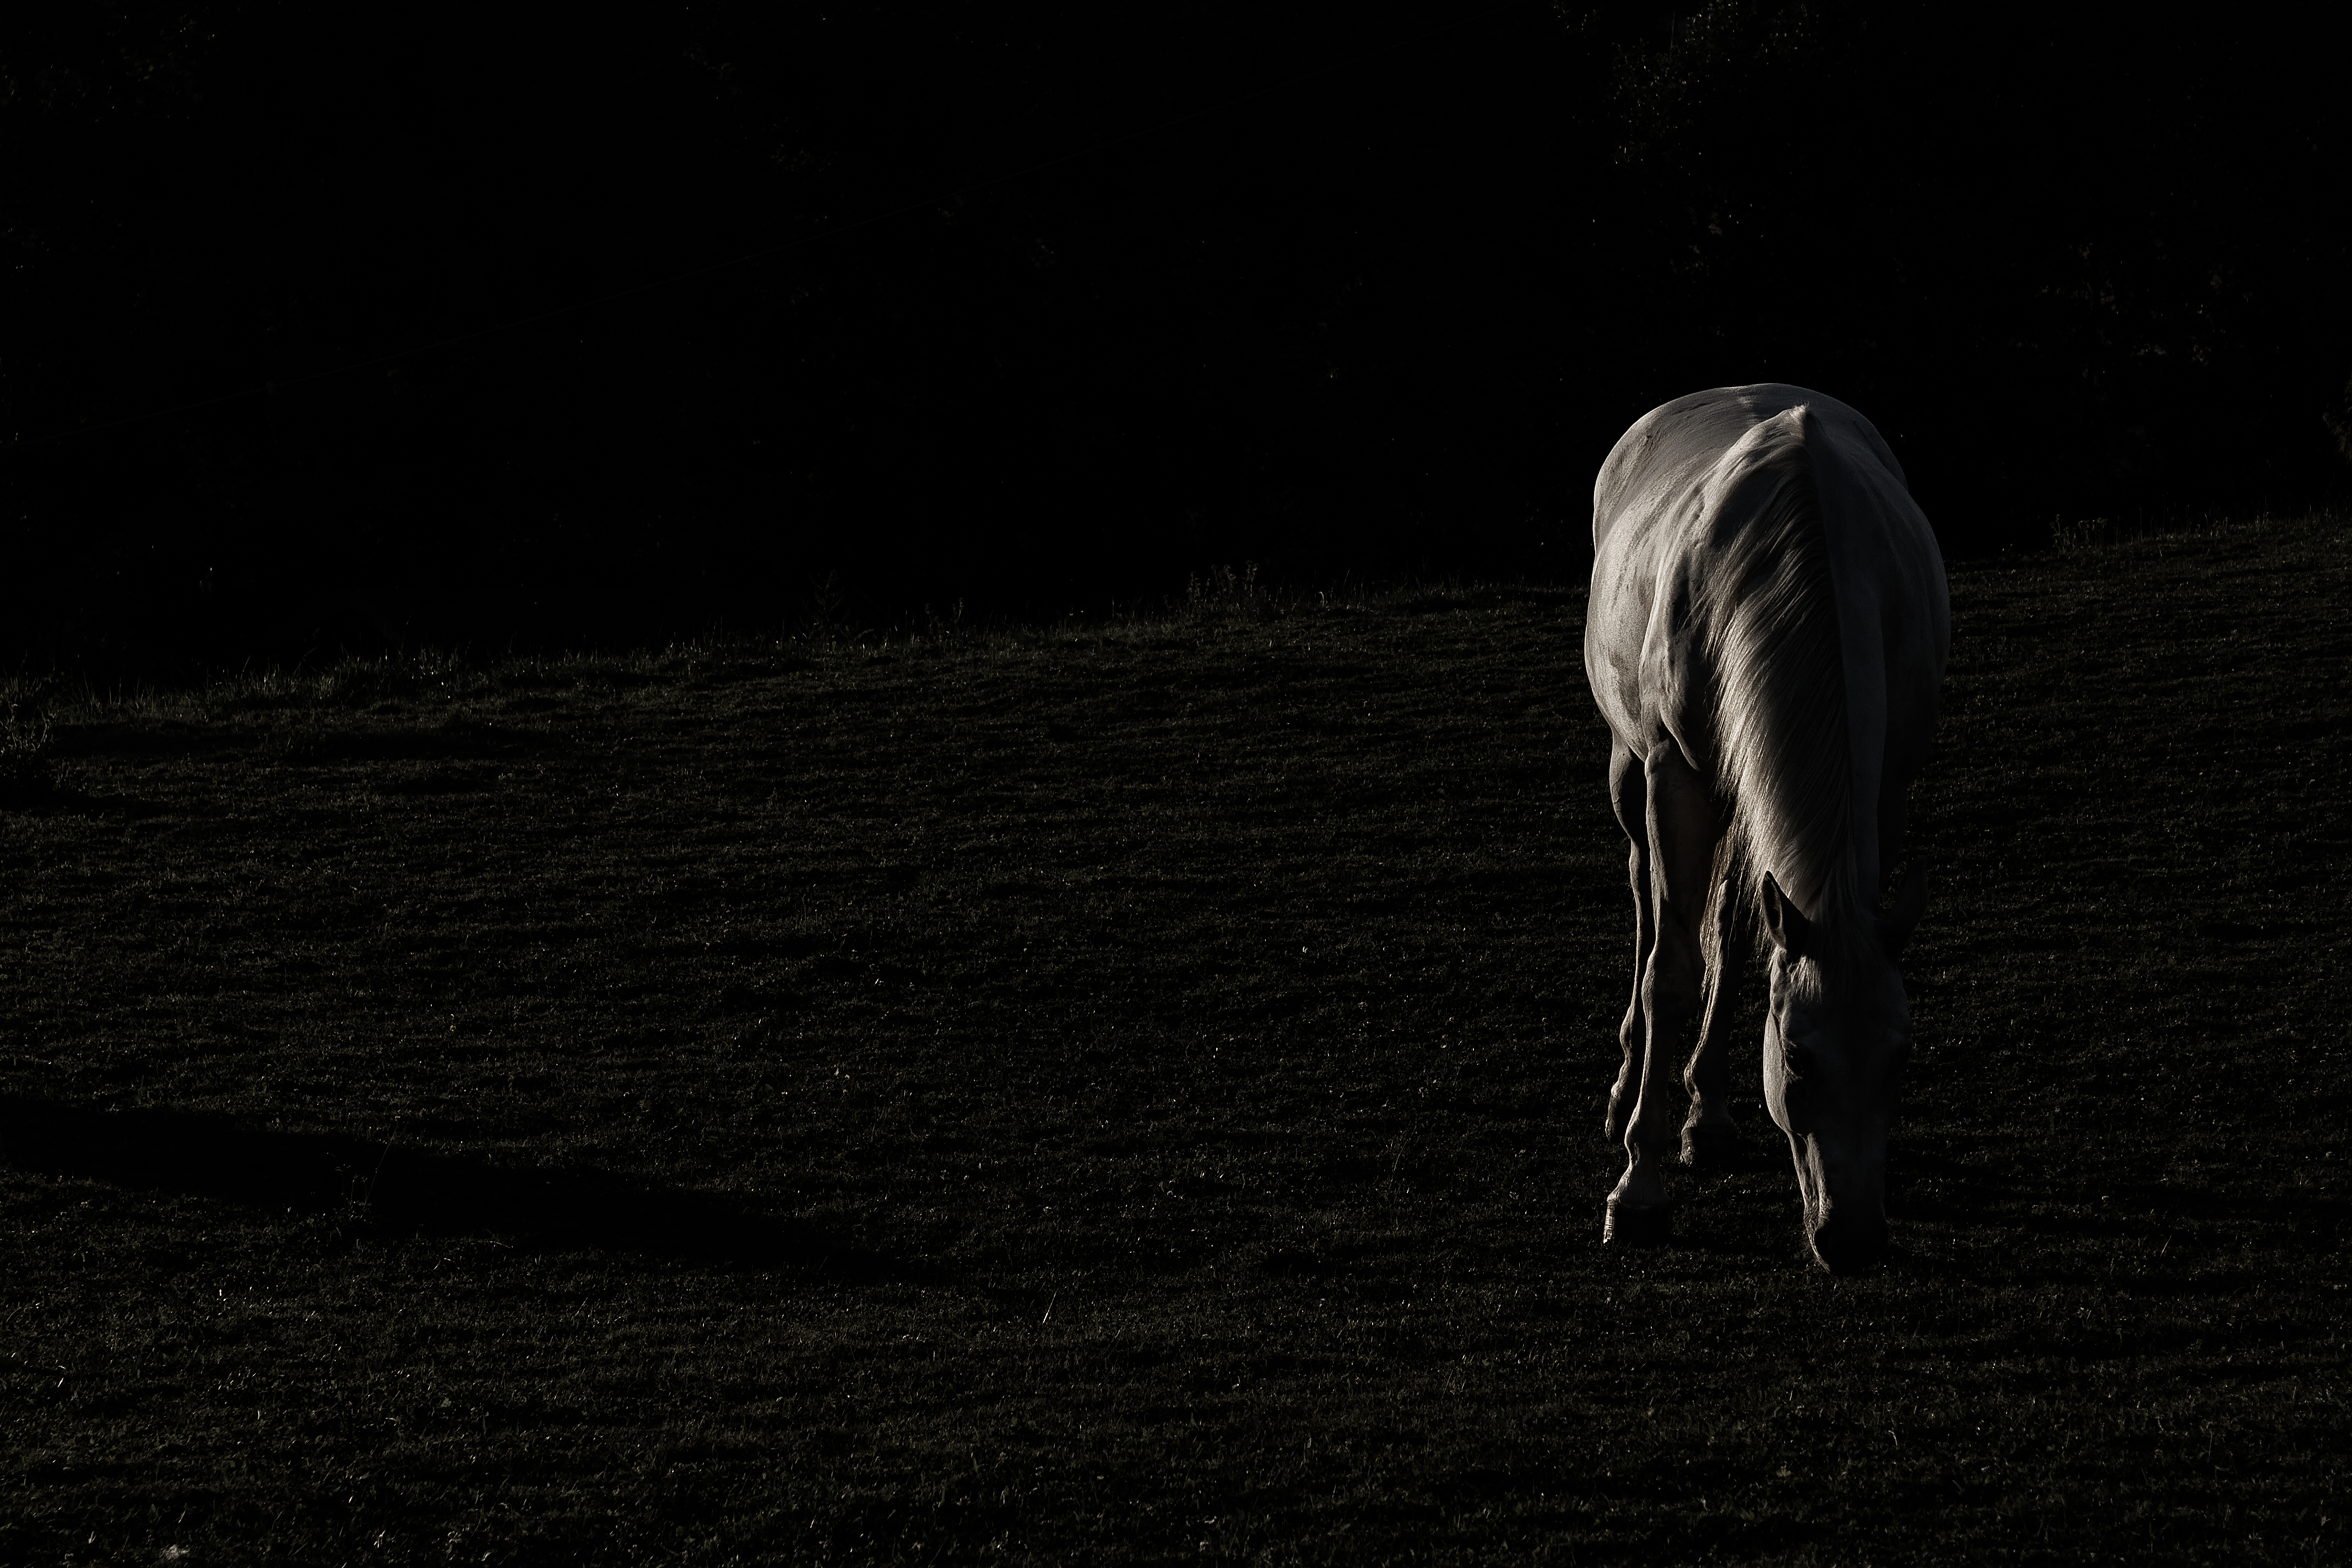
[1679,1121,1739,1170]
[1603,1198,1672,1246]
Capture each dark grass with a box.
[3,516,2347,1564]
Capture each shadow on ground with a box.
[0,782,172,817]
[0,1094,948,1287]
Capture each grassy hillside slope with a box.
[2,515,2346,1564]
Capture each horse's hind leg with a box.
[1603,741,1651,1144]
[1681,865,1749,1169]
[1606,745,1722,1244]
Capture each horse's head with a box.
[1757,867,1927,1273]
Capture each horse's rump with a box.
[1586,385,1948,946]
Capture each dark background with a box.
[7,1,2349,677]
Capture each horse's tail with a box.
[1699,410,1865,943]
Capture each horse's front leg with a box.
[1606,745,1722,1244]
[1681,871,1749,1169]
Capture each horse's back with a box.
[1590,384,1910,560]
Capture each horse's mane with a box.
[1698,440,1869,958]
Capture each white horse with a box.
[1583,384,1948,1272]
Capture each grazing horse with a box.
[1583,384,1948,1272]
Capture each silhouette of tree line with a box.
[6,1,2346,674]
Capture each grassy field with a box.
[3,515,2347,1565]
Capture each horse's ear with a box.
[1760,873,1814,958]
[1881,859,1929,957]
